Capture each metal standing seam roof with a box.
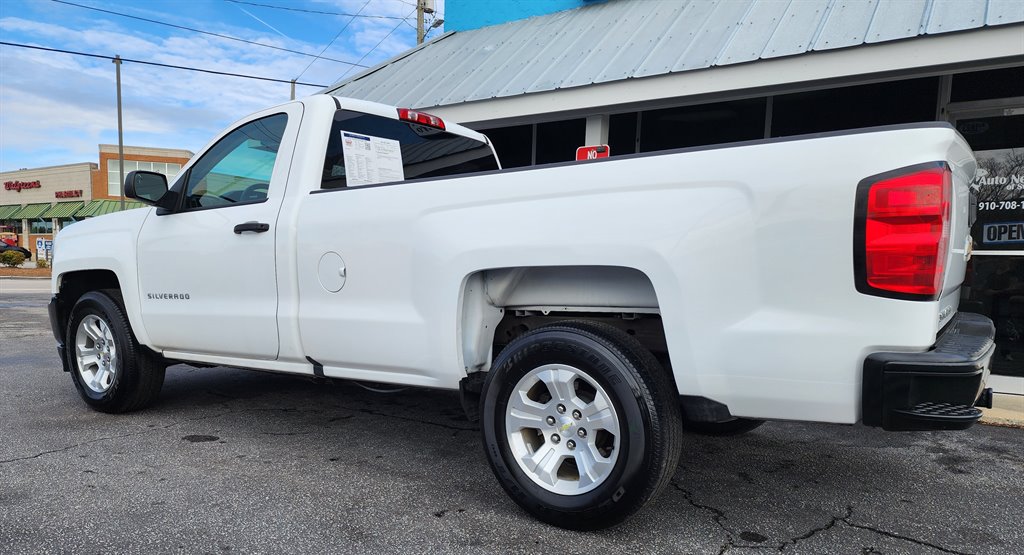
[76,200,145,217]
[326,0,1024,109]
[41,201,85,218]
[10,203,51,219]
[0,205,21,219]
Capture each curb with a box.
[979,390,1024,429]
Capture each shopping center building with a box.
[0,145,192,260]
[325,0,1024,372]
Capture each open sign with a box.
[983,222,1024,244]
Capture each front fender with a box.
[52,208,155,349]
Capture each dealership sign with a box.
[4,180,41,192]
[55,190,83,198]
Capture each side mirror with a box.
[125,170,176,210]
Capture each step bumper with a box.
[862,312,995,431]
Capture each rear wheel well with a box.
[459,265,675,382]
[493,311,671,371]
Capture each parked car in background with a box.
[0,242,31,260]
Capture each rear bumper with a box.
[862,312,994,431]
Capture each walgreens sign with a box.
[4,180,41,192]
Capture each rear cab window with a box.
[321,109,499,189]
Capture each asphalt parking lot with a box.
[2,279,1023,555]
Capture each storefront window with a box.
[608,112,639,156]
[535,119,585,164]
[0,220,22,235]
[956,112,1024,374]
[950,66,1024,103]
[477,124,533,168]
[107,159,182,196]
[962,258,1024,374]
[30,219,54,234]
[640,98,765,152]
[956,115,1024,253]
[771,77,939,137]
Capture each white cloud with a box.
[0,2,426,171]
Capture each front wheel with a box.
[480,320,682,530]
[66,290,165,413]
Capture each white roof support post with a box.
[585,114,609,146]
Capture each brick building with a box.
[0,145,192,260]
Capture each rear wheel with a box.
[66,290,165,413]
[481,320,682,530]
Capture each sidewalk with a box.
[981,374,1024,428]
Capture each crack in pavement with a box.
[842,519,973,555]
[670,480,777,554]
[778,505,853,550]
[669,481,974,555]
[0,410,233,464]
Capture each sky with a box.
[0,0,445,171]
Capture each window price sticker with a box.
[341,131,405,187]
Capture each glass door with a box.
[950,104,1024,375]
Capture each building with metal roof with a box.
[327,0,1023,124]
[327,0,1024,372]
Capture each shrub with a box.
[36,258,49,269]
[0,250,26,268]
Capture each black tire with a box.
[480,320,682,530]
[680,417,765,436]
[66,290,165,413]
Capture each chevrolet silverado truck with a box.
[48,95,995,530]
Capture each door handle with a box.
[233,221,270,234]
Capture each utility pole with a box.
[290,79,296,100]
[416,0,425,45]
[113,55,125,211]
[417,0,437,44]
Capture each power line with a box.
[0,41,328,87]
[334,7,416,84]
[225,0,412,20]
[295,0,371,82]
[50,0,369,68]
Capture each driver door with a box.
[136,104,302,359]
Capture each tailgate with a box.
[939,137,977,329]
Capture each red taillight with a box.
[398,108,445,130]
[859,165,951,299]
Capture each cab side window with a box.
[184,114,288,210]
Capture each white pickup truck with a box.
[48,95,995,530]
